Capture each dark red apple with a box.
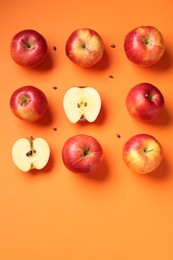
[126,83,164,122]
[62,134,103,174]
[10,29,48,68]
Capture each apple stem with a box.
[29,136,34,145]
[144,148,154,153]
[21,39,31,48]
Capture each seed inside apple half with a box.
[63,86,101,123]
[12,136,50,172]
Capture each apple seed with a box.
[77,101,87,108]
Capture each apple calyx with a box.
[63,86,101,123]
[143,37,151,47]
[83,145,91,156]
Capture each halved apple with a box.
[63,86,101,123]
[12,136,50,172]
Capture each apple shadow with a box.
[152,108,172,126]
[36,107,54,126]
[91,48,111,71]
[34,51,54,71]
[80,158,110,182]
[144,157,170,180]
[27,151,55,176]
[149,48,172,71]
[95,102,107,125]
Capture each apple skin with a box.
[62,134,103,174]
[10,86,48,122]
[124,26,165,67]
[10,29,48,68]
[126,83,164,122]
[65,28,104,68]
[122,134,163,174]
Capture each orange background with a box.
[1,0,173,259]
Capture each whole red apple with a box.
[126,83,164,122]
[122,134,163,174]
[62,134,103,174]
[10,29,48,68]
[124,26,165,67]
[10,86,48,122]
[65,28,104,68]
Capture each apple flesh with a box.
[10,86,48,122]
[124,26,165,67]
[12,136,50,172]
[122,134,163,174]
[63,86,101,123]
[65,28,104,68]
[126,83,164,122]
[62,134,103,174]
[10,29,48,68]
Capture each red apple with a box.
[126,83,164,122]
[10,86,48,122]
[65,28,104,68]
[122,134,163,174]
[62,134,103,174]
[10,29,48,68]
[124,26,165,67]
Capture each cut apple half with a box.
[12,136,50,172]
[63,86,101,123]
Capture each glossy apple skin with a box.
[10,29,48,68]
[65,28,104,68]
[124,26,165,67]
[126,83,164,122]
[62,134,103,174]
[10,86,48,122]
[122,134,163,174]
